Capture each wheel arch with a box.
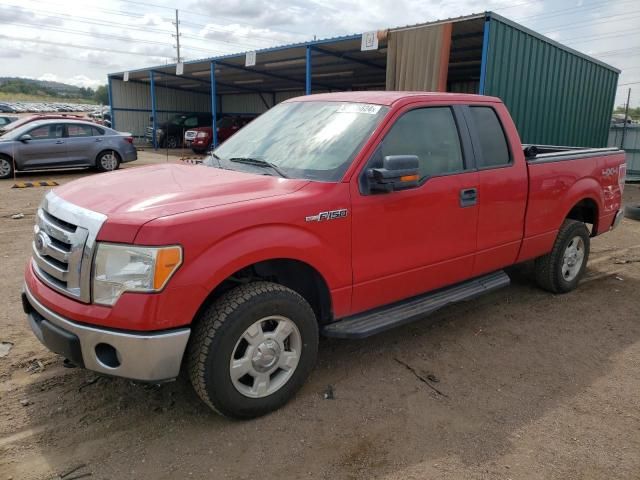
[565,197,599,235]
[192,257,333,327]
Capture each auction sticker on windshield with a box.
[336,104,382,115]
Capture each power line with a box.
[0,34,172,58]
[3,22,228,56]
[541,10,640,34]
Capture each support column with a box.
[305,46,312,95]
[210,61,218,148]
[107,75,115,130]
[479,17,491,95]
[150,71,157,149]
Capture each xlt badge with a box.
[305,209,348,222]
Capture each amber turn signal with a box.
[400,174,419,182]
[154,246,183,289]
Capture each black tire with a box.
[187,281,319,419]
[534,220,590,293]
[624,204,640,221]
[95,150,121,172]
[0,155,14,180]
[165,135,179,149]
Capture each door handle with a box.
[95,138,103,142]
[55,140,65,144]
[459,188,478,207]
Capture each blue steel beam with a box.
[306,46,312,95]
[215,60,336,90]
[107,75,115,130]
[149,71,157,149]
[210,61,218,148]
[310,46,386,70]
[153,69,272,94]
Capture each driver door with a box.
[15,123,68,170]
[350,105,479,314]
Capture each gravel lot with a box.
[1,152,639,479]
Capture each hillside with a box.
[0,77,100,104]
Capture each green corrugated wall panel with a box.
[483,17,618,147]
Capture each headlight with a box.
[196,131,208,138]
[93,243,182,306]
[156,128,164,137]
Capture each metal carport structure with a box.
[108,11,619,149]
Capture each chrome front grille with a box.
[32,191,107,303]
[185,130,197,140]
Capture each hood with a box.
[55,163,308,235]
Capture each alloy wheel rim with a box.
[0,158,11,177]
[230,315,302,398]
[100,152,117,171]
[562,236,585,281]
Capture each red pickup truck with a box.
[185,116,254,153]
[22,92,625,418]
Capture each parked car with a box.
[146,113,212,148]
[0,103,17,113]
[0,119,136,179]
[0,115,18,128]
[185,115,255,154]
[22,92,625,419]
[0,114,86,135]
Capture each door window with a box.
[375,107,464,179]
[469,107,511,168]
[67,124,94,137]
[28,124,64,139]
[184,117,198,128]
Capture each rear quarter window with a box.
[470,106,511,168]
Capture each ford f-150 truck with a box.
[22,92,626,419]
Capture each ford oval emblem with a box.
[35,232,48,254]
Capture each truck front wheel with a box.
[534,220,590,293]
[187,281,319,418]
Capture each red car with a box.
[185,115,254,153]
[0,114,86,135]
[22,92,625,418]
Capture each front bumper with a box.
[611,209,624,230]
[23,283,190,382]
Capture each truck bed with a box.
[523,144,622,162]
[518,145,625,263]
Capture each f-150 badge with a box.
[305,209,348,222]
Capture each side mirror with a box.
[368,155,420,193]
[19,134,32,143]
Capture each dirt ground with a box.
[1,152,639,479]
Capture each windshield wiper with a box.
[229,157,289,178]
[210,152,222,168]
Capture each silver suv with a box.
[0,119,137,179]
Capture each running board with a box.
[322,271,510,339]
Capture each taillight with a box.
[125,137,134,144]
[619,163,627,193]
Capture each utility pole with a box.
[621,87,631,149]
[172,9,181,63]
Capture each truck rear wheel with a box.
[534,220,590,293]
[187,281,318,418]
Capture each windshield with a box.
[169,116,187,126]
[208,101,389,181]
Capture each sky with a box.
[0,0,638,107]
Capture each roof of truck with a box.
[285,91,502,106]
